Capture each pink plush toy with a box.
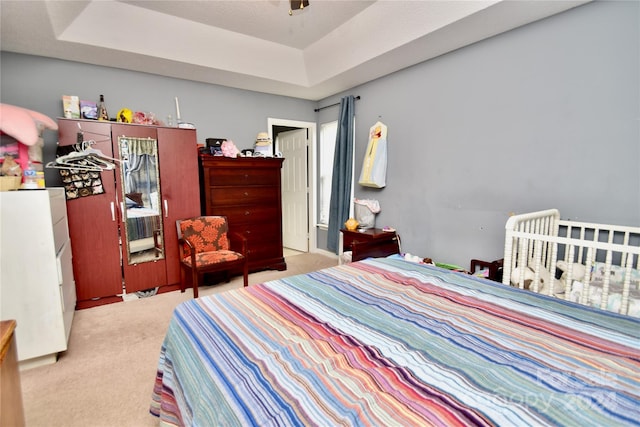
[0,103,58,146]
[221,139,240,158]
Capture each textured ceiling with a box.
[0,0,588,100]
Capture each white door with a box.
[279,129,308,252]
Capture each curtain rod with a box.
[314,95,360,112]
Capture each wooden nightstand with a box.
[339,228,400,264]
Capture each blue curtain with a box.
[327,95,355,253]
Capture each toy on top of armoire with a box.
[0,103,58,190]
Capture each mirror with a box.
[118,136,164,264]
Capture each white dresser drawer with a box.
[57,240,76,342]
[52,217,70,255]
[49,188,67,224]
[49,188,69,254]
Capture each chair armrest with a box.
[178,236,195,257]
[228,231,248,256]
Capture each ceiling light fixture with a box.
[289,0,309,16]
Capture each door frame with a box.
[268,118,317,253]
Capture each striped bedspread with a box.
[150,256,640,426]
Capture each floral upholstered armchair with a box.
[176,216,248,298]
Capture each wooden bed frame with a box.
[503,209,640,316]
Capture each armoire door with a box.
[157,127,200,285]
[57,119,122,300]
[111,124,168,293]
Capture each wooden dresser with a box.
[1,320,25,427]
[201,155,286,272]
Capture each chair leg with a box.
[242,260,249,287]
[191,268,199,299]
[179,265,186,293]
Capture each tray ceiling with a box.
[1,0,588,100]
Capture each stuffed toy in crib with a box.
[511,261,589,295]
[510,264,551,294]
[558,261,639,317]
[555,261,587,291]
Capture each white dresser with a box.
[0,188,76,369]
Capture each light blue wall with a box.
[317,0,639,266]
[0,52,316,185]
[2,0,638,268]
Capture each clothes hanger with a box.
[45,158,105,172]
[80,139,121,163]
[46,139,119,172]
[46,151,111,172]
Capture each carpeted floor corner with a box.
[19,252,336,427]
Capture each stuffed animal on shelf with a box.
[221,140,240,158]
[1,154,22,177]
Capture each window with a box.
[318,121,337,226]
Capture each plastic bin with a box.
[354,199,379,229]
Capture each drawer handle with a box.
[244,211,250,216]
[244,191,249,196]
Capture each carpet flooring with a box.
[19,252,336,427]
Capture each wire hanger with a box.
[46,139,120,172]
[79,139,120,163]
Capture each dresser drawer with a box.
[207,167,279,187]
[48,188,67,225]
[235,223,281,242]
[211,205,279,226]
[208,186,280,206]
[247,245,283,265]
[49,189,70,254]
[52,216,70,254]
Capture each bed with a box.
[503,209,640,317]
[150,255,640,426]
